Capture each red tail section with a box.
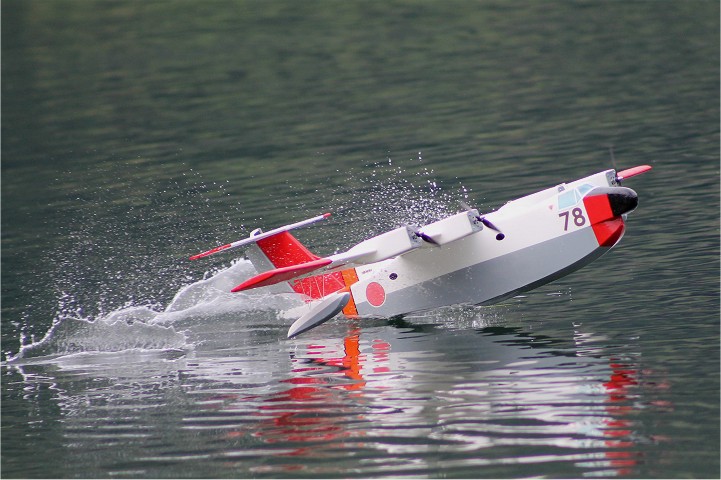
[255,231,348,300]
[256,232,320,267]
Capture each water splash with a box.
[5,259,303,364]
[7,158,470,364]
[7,314,187,363]
[326,156,472,248]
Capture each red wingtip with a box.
[189,243,232,261]
[323,212,332,218]
[616,165,652,181]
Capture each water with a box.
[2,1,719,478]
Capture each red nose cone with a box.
[582,187,637,248]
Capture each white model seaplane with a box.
[190,165,651,338]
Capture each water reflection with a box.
[222,330,375,474]
[595,360,639,477]
[4,316,663,478]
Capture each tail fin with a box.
[246,230,346,300]
[189,213,351,300]
[251,230,320,268]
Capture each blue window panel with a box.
[558,191,577,210]
[577,184,594,195]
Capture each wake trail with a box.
[5,259,302,364]
[6,160,466,365]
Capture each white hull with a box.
[350,169,629,317]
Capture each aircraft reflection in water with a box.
[14,332,644,474]
[217,321,652,477]
[6,317,666,477]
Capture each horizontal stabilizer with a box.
[231,258,332,292]
[287,291,351,338]
[190,213,330,260]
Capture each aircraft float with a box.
[190,165,651,339]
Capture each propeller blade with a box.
[402,223,440,246]
[480,217,501,233]
[609,145,618,170]
[287,291,351,338]
[416,231,440,245]
[460,200,505,240]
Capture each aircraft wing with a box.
[231,209,492,293]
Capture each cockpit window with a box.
[558,184,595,210]
[558,190,577,210]
[577,184,594,195]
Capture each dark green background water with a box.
[2,1,719,478]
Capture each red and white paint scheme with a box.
[190,166,651,338]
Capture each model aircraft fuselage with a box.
[190,166,651,338]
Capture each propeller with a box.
[608,146,653,184]
[401,223,440,246]
[609,145,618,171]
[459,201,505,241]
[414,230,440,246]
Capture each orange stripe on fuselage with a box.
[341,268,359,317]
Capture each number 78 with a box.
[558,207,586,231]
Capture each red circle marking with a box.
[366,282,386,307]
